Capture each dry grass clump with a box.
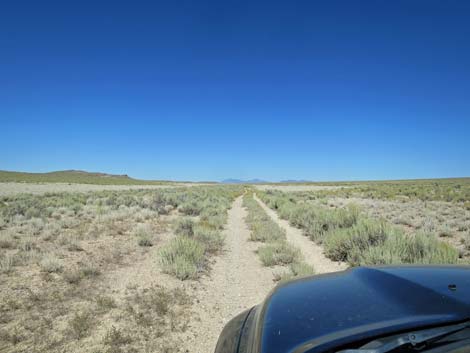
[39,254,64,273]
[174,217,195,237]
[275,262,315,282]
[159,237,205,280]
[359,232,459,265]
[258,241,300,266]
[324,219,390,262]
[133,224,154,247]
[0,253,15,274]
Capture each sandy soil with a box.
[0,182,205,196]
[182,195,276,353]
[254,194,347,274]
[255,184,349,192]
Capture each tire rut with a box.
[254,194,347,274]
[182,195,276,353]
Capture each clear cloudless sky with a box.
[1,0,470,181]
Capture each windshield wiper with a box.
[337,321,470,353]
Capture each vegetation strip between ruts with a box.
[243,193,315,281]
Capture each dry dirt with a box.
[182,195,276,353]
[255,184,349,192]
[0,182,204,196]
[0,190,345,353]
[254,194,347,274]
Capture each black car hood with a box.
[254,266,470,353]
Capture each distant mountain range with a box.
[221,178,313,184]
[280,179,311,183]
[221,178,269,184]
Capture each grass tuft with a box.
[159,237,205,280]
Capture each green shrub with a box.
[276,261,315,282]
[179,201,201,216]
[250,221,285,242]
[159,237,205,280]
[324,218,389,263]
[194,225,223,254]
[359,232,459,265]
[258,241,300,266]
[137,236,153,247]
[39,255,63,273]
[174,218,195,237]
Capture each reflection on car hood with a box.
[256,266,470,353]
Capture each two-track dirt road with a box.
[184,195,345,352]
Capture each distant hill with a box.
[0,170,172,185]
[221,178,268,184]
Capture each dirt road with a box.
[254,194,347,274]
[183,195,275,353]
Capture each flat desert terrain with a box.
[1,178,469,352]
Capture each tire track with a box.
[182,195,276,353]
[254,194,347,274]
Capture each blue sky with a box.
[1,1,469,181]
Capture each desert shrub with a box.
[200,205,228,229]
[174,218,195,237]
[67,238,84,252]
[39,255,63,273]
[133,224,154,246]
[0,231,16,249]
[149,193,168,213]
[0,253,15,274]
[80,263,101,278]
[103,326,132,353]
[251,221,285,242]
[0,216,6,230]
[179,201,202,216]
[63,269,83,284]
[359,232,459,265]
[138,236,153,247]
[289,261,315,277]
[17,235,36,252]
[258,241,300,266]
[276,261,315,282]
[159,237,205,280]
[96,296,117,312]
[193,225,223,254]
[41,222,61,241]
[324,218,389,263]
[68,310,93,339]
[438,224,454,238]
